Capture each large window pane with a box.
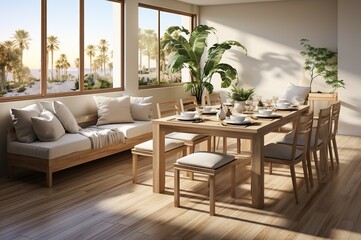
[160,11,191,84]
[85,0,122,90]
[138,7,158,86]
[47,0,79,93]
[0,0,41,98]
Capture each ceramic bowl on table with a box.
[230,114,246,122]
[203,106,212,112]
[180,111,196,119]
[258,109,273,116]
[277,102,291,109]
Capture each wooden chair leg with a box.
[46,171,53,187]
[328,141,334,169]
[332,137,340,164]
[222,137,227,154]
[132,153,138,183]
[290,165,299,204]
[209,175,215,216]
[236,138,241,154]
[312,150,321,183]
[207,138,212,152]
[185,147,194,180]
[174,169,180,207]
[306,151,313,188]
[301,158,310,193]
[269,163,273,175]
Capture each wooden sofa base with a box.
[8,132,152,187]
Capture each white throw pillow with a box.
[93,95,134,125]
[10,103,43,143]
[31,110,65,142]
[130,96,153,120]
[131,103,153,121]
[282,84,310,105]
[41,101,80,133]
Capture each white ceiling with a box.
[176,0,284,6]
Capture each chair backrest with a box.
[295,112,314,152]
[330,101,341,137]
[156,100,180,118]
[203,92,221,106]
[180,96,198,112]
[313,105,332,148]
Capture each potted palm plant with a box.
[161,25,247,103]
[228,85,255,112]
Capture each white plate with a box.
[255,113,281,118]
[223,119,251,125]
[177,116,201,121]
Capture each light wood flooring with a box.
[1,134,361,240]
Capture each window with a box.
[0,0,123,101]
[138,4,194,88]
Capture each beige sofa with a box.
[7,96,153,187]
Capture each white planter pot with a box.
[234,100,246,113]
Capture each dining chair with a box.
[180,96,199,112]
[157,100,212,155]
[328,101,341,167]
[174,151,237,215]
[264,111,313,204]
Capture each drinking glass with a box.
[266,98,272,109]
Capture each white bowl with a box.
[277,102,290,109]
[277,99,287,103]
[203,106,212,112]
[230,114,246,122]
[258,109,273,116]
[180,111,196,119]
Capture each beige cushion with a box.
[130,96,153,121]
[134,138,184,152]
[94,121,152,138]
[282,84,310,105]
[10,103,42,143]
[176,152,235,169]
[7,133,91,160]
[31,110,65,141]
[41,101,80,133]
[93,95,134,125]
[264,143,303,161]
[166,132,207,141]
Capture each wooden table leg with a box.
[251,134,264,209]
[153,123,165,193]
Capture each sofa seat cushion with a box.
[94,121,152,139]
[7,133,91,160]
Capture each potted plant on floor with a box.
[161,25,247,104]
[300,39,345,101]
[227,85,255,113]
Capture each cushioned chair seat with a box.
[176,151,235,169]
[134,138,185,152]
[264,143,303,161]
[277,131,323,147]
[94,121,152,138]
[166,132,207,141]
[7,133,91,160]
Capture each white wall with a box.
[199,0,360,135]
[0,0,198,176]
[338,0,361,136]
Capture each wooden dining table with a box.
[152,105,310,209]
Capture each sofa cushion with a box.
[282,83,310,105]
[7,133,91,160]
[41,101,80,133]
[130,96,153,121]
[93,95,134,125]
[10,103,43,143]
[94,121,152,139]
[31,110,65,142]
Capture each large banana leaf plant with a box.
[161,25,247,103]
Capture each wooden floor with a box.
[1,134,361,240]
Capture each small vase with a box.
[217,104,226,120]
[234,101,246,113]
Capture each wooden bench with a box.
[7,114,152,187]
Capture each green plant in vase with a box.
[161,25,247,103]
[300,38,345,93]
[227,85,255,113]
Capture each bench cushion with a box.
[176,152,235,169]
[94,121,152,139]
[7,133,91,160]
